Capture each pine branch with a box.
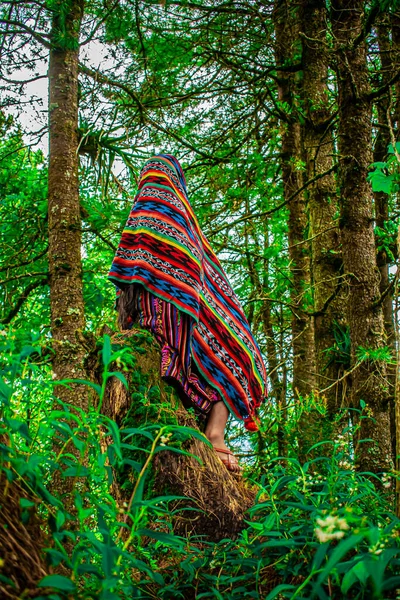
[0,19,51,48]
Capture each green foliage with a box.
[1,333,400,599]
[375,220,398,262]
[368,143,400,196]
[244,452,400,599]
[356,345,394,365]
[0,132,48,330]
[323,321,351,371]
[0,334,206,598]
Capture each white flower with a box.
[336,518,350,531]
[315,528,331,543]
[369,546,383,555]
[315,528,345,542]
[316,515,337,530]
[315,514,350,543]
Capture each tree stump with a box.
[101,329,256,542]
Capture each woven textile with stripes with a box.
[108,154,267,430]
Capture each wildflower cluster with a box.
[338,458,352,470]
[315,513,350,543]
[160,432,173,446]
[296,473,325,488]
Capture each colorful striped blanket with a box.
[108,154,267,430]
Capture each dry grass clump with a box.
[154,418,256,541]
[0,473,49,598]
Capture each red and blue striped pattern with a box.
[108,154,267,430]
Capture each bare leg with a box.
[204,402,239,471]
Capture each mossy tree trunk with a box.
[273,0,316,398]
[48,0,87,409]
[273,0,316,461]
[331,0,392,474]
[375,15,397,464]
[0,474,49,599]
[301,0,345,423]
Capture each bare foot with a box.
[204,402,241,472]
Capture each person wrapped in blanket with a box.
[108,154,267,472]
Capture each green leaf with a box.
[388,142,400,154]
[76,563,102,577]
[308,440,335,452]
[265,584,297,599]
[136,528,185,549]
[122,458,142,472]
[152,571,165,585]
[170,425,212,446]
[107,371,128,388]
[106,419,122,459]
[382,575,400,591]
[313,534,364,595]
[0,378,12,404]
[63,465,90,477]
[368,169,394,194]
[56,509,65,530]
[102,335,112,367]
[43,548,69,568]
[0,573,16,588]
[341,560,368,594]
[352,560,369,585]
[6,419,31,441]
[312,542,330,570]
[101,545,116,578]
[20,498,35,509]
[133,472,147,504]
[121,427,154,441]
[38,575,76,592]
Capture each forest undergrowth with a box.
[1,331,400,600]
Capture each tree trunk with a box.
[395,228,400,516]
[374,15,396,348]
[375,16,397,464]
[391,10,400,512]
[101,329,256,542]
[301,0,344,421]
[48,0,87,409]
[393,12,400,141]
[331,0,392,474]
[274,0,316,463]
[260,230,287,459]
[273,0,315,407]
